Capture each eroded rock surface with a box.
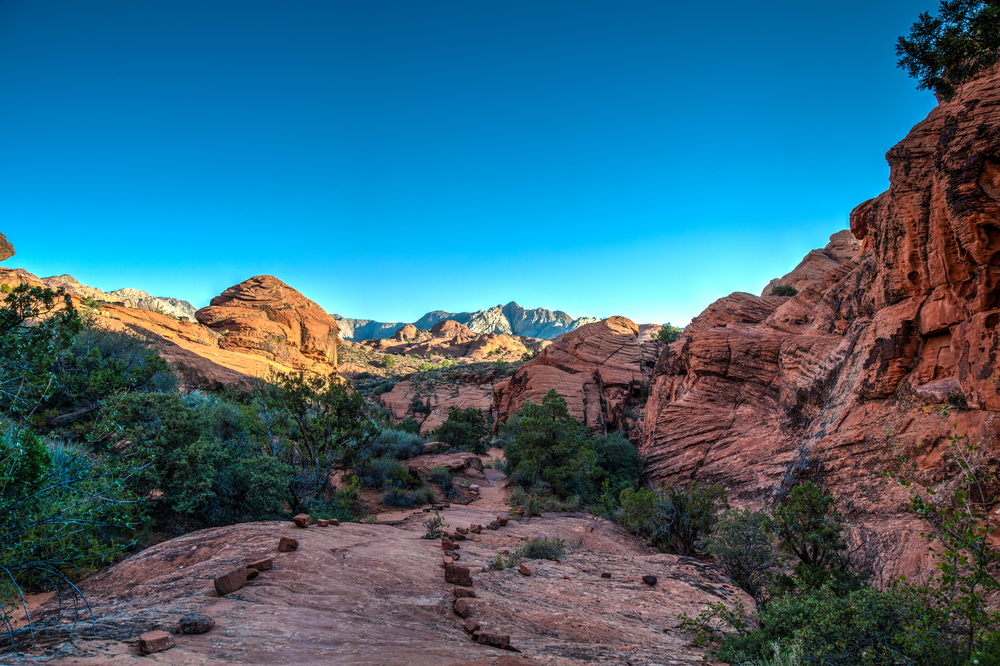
[642,69,1000,580]
[196,275,341,369]
[493,317,660,432]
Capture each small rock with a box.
[139,630,175,654]
[450,552,461,560]
[278,537,299,552]
[562,575,570,579]
[445,565,473,587]
[422,507,431,512]
[453,586,476,598]
[601,572,611,579]
[642,575,658,586]
[443,503,451,508]
[214,567,248,596]
[456,526,469,534]
[292,514,311,528]
[329,518,340,526]
[487,521,500,531]
[245,568,260,580]
[477,632,510,647]
[248,558,273,572]
[317,519,330,527]
[496,517,509,527]
[463,617,480,634]
[501,549,510,555]
[441,539,459,551]
[518,563,531,576]
[470,524,482,534]
[178,614,215,635]
[454,598,472,618]
[452,531,466,541]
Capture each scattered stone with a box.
[463,617,480,634]
[601,572,611,579]
[501,549,510,555]
[445,565,473,587]
[496,517,509,527]
[642,575,658,586]
[451,531,466,541]
[470,524,482,534]
[433,504,445,510]
[518,563,531,576]
[293,514,311,528]
[278,537,299,552]
[450,552,461,560]
[214,567,248,596]
[562,575,570,579]
[443,556,454,567]
[487,521,500,531]
[453,586,476,598]
[441,538,459,551]
[245,568,260,580]
[456,526,469,534]
[422,507,431,512]
[179,614,215,635]
[317,519,330,527]
[453,598,472,618]
[443,503,451,508]
[477,632,510,647]
[248,558,273,572]
[139,630,175,654]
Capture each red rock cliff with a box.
[641,70,1000,578]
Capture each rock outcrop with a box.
[40,276,197,320]
[641,68,1000,580]
[0,233,14,262]
[196,275,341,369]
[493,317,660,432]
[364,319,530,362]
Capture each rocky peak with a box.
[196,275,340,368]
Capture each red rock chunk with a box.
[214,567,248,595]
[139,630,175,654]
[179,614,215,634]
[453,586,476,598]
[248,558,273,571]
[317,519,330,527]
[245,568,260,580]
[463,617,480,634]
[642,575,658,586]
[278,537,299,552]
[496,517,509,526]
[453,598,472,618]
[445,565,473,587]
[518,563,531,576]
[292,514,311,528]
[600,572,611,579]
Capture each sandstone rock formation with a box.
[196,275,341,369]
[364,319,530,362]
[641,68,1000,580]
[494,317,660,432]
[0,232,14,262]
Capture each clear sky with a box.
[0,1,937,326]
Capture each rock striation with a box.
[365,319,530,362]
[641,68,1000,580]
[494,317,659,432]
[40,275,197,320]
[195,275,341,369]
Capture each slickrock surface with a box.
[642,68,1000,580]
[494,317,660,432]
[22,500,733,665]
[196,275,341,369]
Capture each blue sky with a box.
[0,1,936,326]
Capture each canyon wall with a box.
[641,69,1000,578]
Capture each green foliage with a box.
[591,431,643,510]
[0,285,81,416]
[515,537,565,560]
[0,423,142,641]
[617,479,728,555]
[656,322,683,343]
[428,465,456,498]
[422,510,448,539]
[502,390,600,500]
[411,397,431,415]
[355,456,422,490]
[383,354,396,369]
[488,550,521,570]
[897,0,1000,101]
[433,406,488,454]
[397,418,421,435]
[771,284,798,297]
[116,392,291,534]
[361,427,424,460]
[765,481,862,595]
[706,508,776,607]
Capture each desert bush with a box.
[363,427,424,460]
[706,508,776,607]
[428,465,456,498]
[422,510,448,539]
[433,406,488,454]
[770,285,798,297]
[617,479,728,556]
[397,418,421,435]
[656,323,684,343]
[488,550,521,571]
[383,354,396,369]
[516,538,565,560]
[355,456,421,490]
[411,397,431,415]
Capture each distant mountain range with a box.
[40,275,198,320]
[334,301,600,341]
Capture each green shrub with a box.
[433,406,488,454]
[617,479,728,556]
[488,550,521,570]
[771,284,798,297]
[356,456,421,490]
[383,354,396,369]
[422,510,448,539]
[656,323,683,343]
[516,538,565,560]
[705,508,776,607]
[363,427,424,460]
[397,418,421,435]
[411,398,431,415]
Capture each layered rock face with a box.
[363,318,530,361]
[494,317,659,432]
[41,275,197,320]
[196,275,341,369]
[641,69,1000,578]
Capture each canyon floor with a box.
[12,468,736,666]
